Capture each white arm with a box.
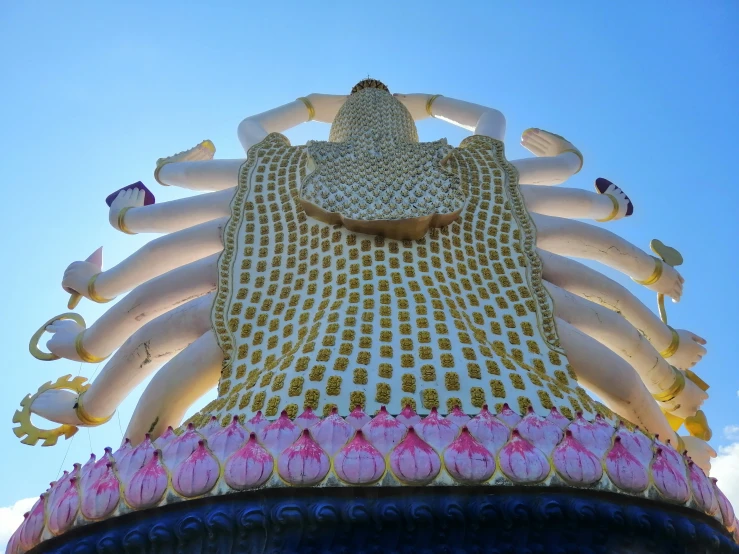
[237,93,348,153]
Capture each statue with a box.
[9,80,735,553]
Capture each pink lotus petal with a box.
[361,406,407,455]
[546,407,570,430]
[334,430,386,485]
[124,451,168,509]
[615,423,653,467]
[82,447,115,491]
[312,407,353,455]
[80,463,120,520]
[515,406,563,455]
[605,437,648,493]
[116,434,156,487]
[496,403,522,428]
[498,430,550,483]
[48,478,79,536]
[713,478,736,530]
[48,465,78,510]
[154,426,177,450]
[653,435,686,478]
[347,405,371,430]
[209,416,248,463]
[443,427,495,483]
[416,407,460,452]
[567,413,614,458]
[651,448,690,503]
[112,438,132,463]
[200,416,222,440]
[6,526,22,554]
[246,410,269,434]
[173,441,220,497]
[396,404,421,427]
[466,404,510,455]
[446,405,471,428]
[19,495,45,550]
[161,424,202,471]
[224,433,274,489]
[80,453,97,483]
[260,411,302,455]
[277,429,330,485]
[295,407,321,430]
[389,427,441,484]
[552,430,603,486]
[688,462,718,515]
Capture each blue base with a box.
[33,487,737,554]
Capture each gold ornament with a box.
[29,313,86,361]
[632,256,663,286]
[595,194,619,222]
[659,327,680,358]
[12,374,90,446]
[117,206,136,235]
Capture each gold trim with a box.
[426,95,441,117]
[118,206,136,235]
[75,391,114,426]
[74,332,108,363]
[632,256,663,286]
[87,274,113,303]
[12,374,89,446]
[595,194,619,222]
[560,148,584,174]
[297,97,315,121]
[659,327,680,358]
[685,369,709,392]
[652,366,686,403]
[29,313,86,361]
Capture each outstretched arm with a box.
[394,94,580,185]
[237,93,347,153]
[109,186,234,234]
[393,93,506,141]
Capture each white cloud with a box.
[0,497,37,551]
[713,442,739,511]
[724,425,739,441]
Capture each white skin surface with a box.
[29,92,712,466]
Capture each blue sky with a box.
[0,0,737,537]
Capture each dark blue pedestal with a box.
[33,487,738,554]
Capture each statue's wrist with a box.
[87,274,114,303]
[632,256,663,286]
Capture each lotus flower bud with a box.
[200,416,222,440]
[495,403,522,428]
[117,434,156,487]
[312,407,353,455]
[389,427,441,484]
[277,429,330,485]
[295,407,321,429]
[48,478,79,535]
[154,426,177,450]
[466,404,510,455]
[19,495,45,550]
[260,410,301,455]
[347,405,371,430]
[124,451,168,509]
[443,427,495,483]
[614,422,652,467]
[546,407,570,430]
[173,440,220,497]
[209,415,248,463]
[567,413,614,458]
[246,410,269,434]
[416,407,460,452]
[552,430,603,486]
[80,463,120,520]
[334,430,386,485]
[499,430,550,483]
[224,433,274,489]
[396,404,421,427]
[161,424,201,471]
[515,406,563,455]
[361,406,407,455]
[604,437,648,493]
[446,405,470,428]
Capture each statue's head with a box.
[329,79,419,144]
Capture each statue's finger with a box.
[691,333,707,345]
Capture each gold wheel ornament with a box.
[12,374,90,446]
[29,313,86,361]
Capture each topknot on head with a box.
[350,78,390,95]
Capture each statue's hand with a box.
[304,94,349,124]
[62,260,101,298]
[521,128,577,157]
[30,388,82,426]
[393,93,433,121]
[45,319,85,362]
[645,263,684,302]
[669,377,708,420]
[667,329,707,370]
[109,188,145,231]
[680,435,716,474]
